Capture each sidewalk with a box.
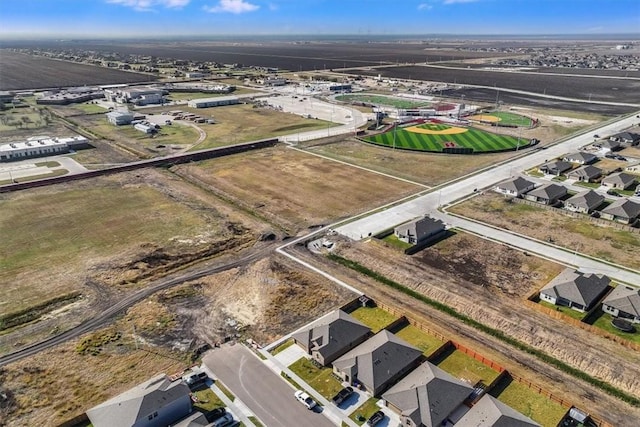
[257,347,361,427]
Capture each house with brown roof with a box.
[564,190,604,214]
[602,285,640,323]
[292,309,372,366]
[600,199,640,224]
[539,268,611,312]
[524,183,567,205]
[333,330,423,396]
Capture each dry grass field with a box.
[449,192,640,269]
[176,146,421,231]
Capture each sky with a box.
[0,0,638,38]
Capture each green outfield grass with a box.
[335,94,430,109]
[490,112,534,127]
[364,123,526,153]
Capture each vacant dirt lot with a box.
[0,254,355,426]
[316,235,640,425]
[175,146,421,232]
[449,192,640,269]
[0,169,269,351]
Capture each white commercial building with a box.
[106,110,134,125]
[0,135,88,162]
[187,96,239,108]
[104,86,165,105]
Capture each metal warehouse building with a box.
[188,96,239,108]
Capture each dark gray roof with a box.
[601,199,640,220]
[456,394,540,427]
[602,172,635,187]
[526,183,567,201]
[603,285,640,318]
[563,151,597,163]
[539,161,572,174]
[541,268,610,307]
[566,165,602,180]
[333,330,422,394]
[395,216,445,241]
[611,131,640,142]
[565,190,604,210]
[382,362,473,427]
[601,139,621,149]
[291,310,371,360]
[86,374,190,427]
[170,412,211,427]
[497,177,535,193]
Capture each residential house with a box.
[292,309,372,366]
[539,268,611,312]
[333,330,423,396]
[626,162,640,175]
[563,152,597,165]
[538,160,572,176]
[382,361,473,427]
[600,199,640,224]
[455,394,540,427]
[524,183,567,205]
[494,177,535,197]
[601,139,622,151]
[602,285,640,323]
[609,131,640,145]
[564,190,604,214]
[394,216,446,245]
[565,165,602,182]
[170,412,211,427]
[86,374,192,427]
[602,172,636,190]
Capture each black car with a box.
[366,410,385,426]
[331,386,354,405]
[206,407,227,422]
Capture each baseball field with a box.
[363,123,527,153]
[467,111,534,127]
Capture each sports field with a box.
[468,111,533,127]
[335,93,430,109]
[364,123,526,153]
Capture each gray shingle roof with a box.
[291,310,371,362]
[497,177,535,193]
[86,374,190,427]
[602,172,636,187]
[395,216,445,242]
[610,132,640,143]
[601,199,640,220]
[333,330,422,394]
[456,394,540,427]
[565,190,604,210]
[526,183,567,201]
[563,151,597,164]
[170,412,210,427]
[566,165,602,180]
[541,268,610,307]
[539,161,572,175]
[382,362,473,427]
[603,285,640,318]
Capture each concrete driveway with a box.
[203,344,336,427]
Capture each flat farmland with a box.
[176,147,421,231]
[0,50,156,90]
[347,66,640,104]
[449,192,640,269]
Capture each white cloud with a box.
[204,0,260,14]
[418,3,433,10]
[443,0,479,4]
[107,0,190,12]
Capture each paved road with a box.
[335,111,640,285]
[203,344,336,427]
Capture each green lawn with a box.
[538,301,587,321]
[394,324,445,356]
[574,181,601,188]
[349,397,381,425]
[248,416,264,427]
[435,350,500,385]
[193,388,225,412]
[349,306,398,333]
[490,112,534,127]
[288,357,344,399]
[381,233,413,250]
[586,308,640,344]
[364,123,525,153]
[493,381,567,427]
[271,338,296,355]
[72,103,108,114]
[216,381,235,402]
[336,94,430,109]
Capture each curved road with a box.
[0,244,274,367]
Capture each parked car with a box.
[605,152,616,159]
[615,155,627,161]
[331,386,354,405]
[367,410,385,426]
[183,370,208,388]
[294,390,317,410]
[206,407,227,422]
[210,413,234,427]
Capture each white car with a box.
[294,390,317,409]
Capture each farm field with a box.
[0,50,155,90]
[364,123,526,153]
[175,146,421,232]
[335,93,430,109]
[449,192,640,270]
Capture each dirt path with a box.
[288,245,640,426]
